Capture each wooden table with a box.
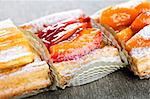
[0,0,150,99]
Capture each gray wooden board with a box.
[0,0,150,99]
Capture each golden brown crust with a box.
[131,54,150,77]
[0,61,52,99]
[0,20,53,98]
[0,28,24,42]
[0,27,36,70]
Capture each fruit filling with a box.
[37,17,102,62]
[38,17,91,48]
[99,7,139,31]
[126,25,150,52]
[50,28,102,62]
[98,0,150,52]
[131,11,150,33]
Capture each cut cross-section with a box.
[50,28,102,62]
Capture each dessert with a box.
[21,10,124,88]
[127,25,150,77]
[0,61,52,99]
[131,11,150,33]
[0,20,53,98]
[94,0,150,78]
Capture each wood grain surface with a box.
[0,0,150,99]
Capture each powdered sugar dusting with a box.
[0,30,10,37]
[146,11,150,16]
[0,46,32,62]
[0,19,16,29]
[131,47,150,58]
[114,0,145,9]
[137,25,150,40]
[21,9,84,33]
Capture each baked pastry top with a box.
[33,16,123,88]
[95,0,150,77]
[0,20,53,98]
[0,21,36,70]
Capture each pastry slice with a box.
[95,0,149,32]
[126,25,150,77]
[52,46,122,88]
[0,19,54,98]
[0,20,36,70]
[0,61,53,99]
[44,26,123,88]
[20,11,124,88]
[93,0,150,78]
[49,27,123,88]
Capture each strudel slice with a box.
[0,20,36,70]
[52,46,122,88]
[21,10,124,88]
[93,0,150,78]
[0,61,52,99]
[0,20,53,98]
[126,25,150,77]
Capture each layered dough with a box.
[52,46,122,87]
[129,25,150,77]
[0,27,35,70]
[131,47,150,77]
[95,0,150,77]
[21,15,124,88]
[0,20,53,98]
[20,11,124,89]
[0,61,52,99]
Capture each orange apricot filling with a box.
[135,1,150,13]
[115,27,134,44]
[125,25,150,52]
[131,11,150,33]
[50,28,102,62]
[99,7,139,30]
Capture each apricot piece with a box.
[131,11,150,33]
[50,28,102,62]
[99,7,139,30]
[115,27,134,44]
[135,1,150,13]
[126,25,150,52]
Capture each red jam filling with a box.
[38,17,91,48]
[37,17,102,62]
[50,28,102,62]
